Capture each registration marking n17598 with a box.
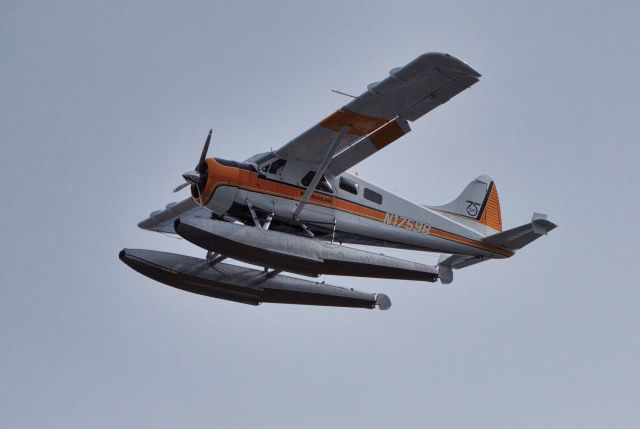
[384,212,431,235]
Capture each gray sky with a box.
[2,1,639,427]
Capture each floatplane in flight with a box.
[120,53,556,311]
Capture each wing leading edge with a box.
[138,198,202,234]
[276,53,480,175]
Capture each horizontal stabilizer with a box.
[482,213,557,251]
[439,253,486,269]
[437,253,488,284]
[437,213,556,284]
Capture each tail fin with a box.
[430,175,503,232]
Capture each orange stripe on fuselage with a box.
[199,159,513,257]
[427,228,509,256]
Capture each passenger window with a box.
[339,177,358,195]
[301,171,333,193]
[363,188,382,204]
[268,159,287,175]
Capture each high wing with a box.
[276,53,480,175]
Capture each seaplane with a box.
[120,52,556,311]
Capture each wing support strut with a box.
[265,269,283,278]
[262,212,274,230]
[206,250,227,266]
[293,125,350,221]
[246,200,261,227]
[300,222,315,238]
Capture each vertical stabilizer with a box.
[430,175,502,232]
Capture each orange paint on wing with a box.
[369,120,408,149]
[320,109,388,136]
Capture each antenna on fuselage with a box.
[330,89,358,99]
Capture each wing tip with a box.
[415,52,481,78]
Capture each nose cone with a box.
[190,157,241,206]
[182,170,200,185]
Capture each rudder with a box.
[430,175,503,232]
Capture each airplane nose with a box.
[182,170,201,185]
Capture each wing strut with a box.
[246,200,261,227]
[294,125,350,220]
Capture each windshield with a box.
[244,151,276,165]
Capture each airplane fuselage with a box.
[197,156,513,260]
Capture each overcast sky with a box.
[2,1,639,428]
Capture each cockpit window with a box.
[260,158,287,175]
[245,151,276,165]
[268,158,287,175]
[301,171,333,193]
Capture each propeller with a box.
[173,129,213,208]
[173,182,190,193]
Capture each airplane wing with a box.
[137,198,206,234]
[275,53,480,175]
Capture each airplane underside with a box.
[122,190,555,310]
[123,212,444,312]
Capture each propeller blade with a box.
[197,129,212,169]
[173,182,190,193]
[171,129,212,199]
